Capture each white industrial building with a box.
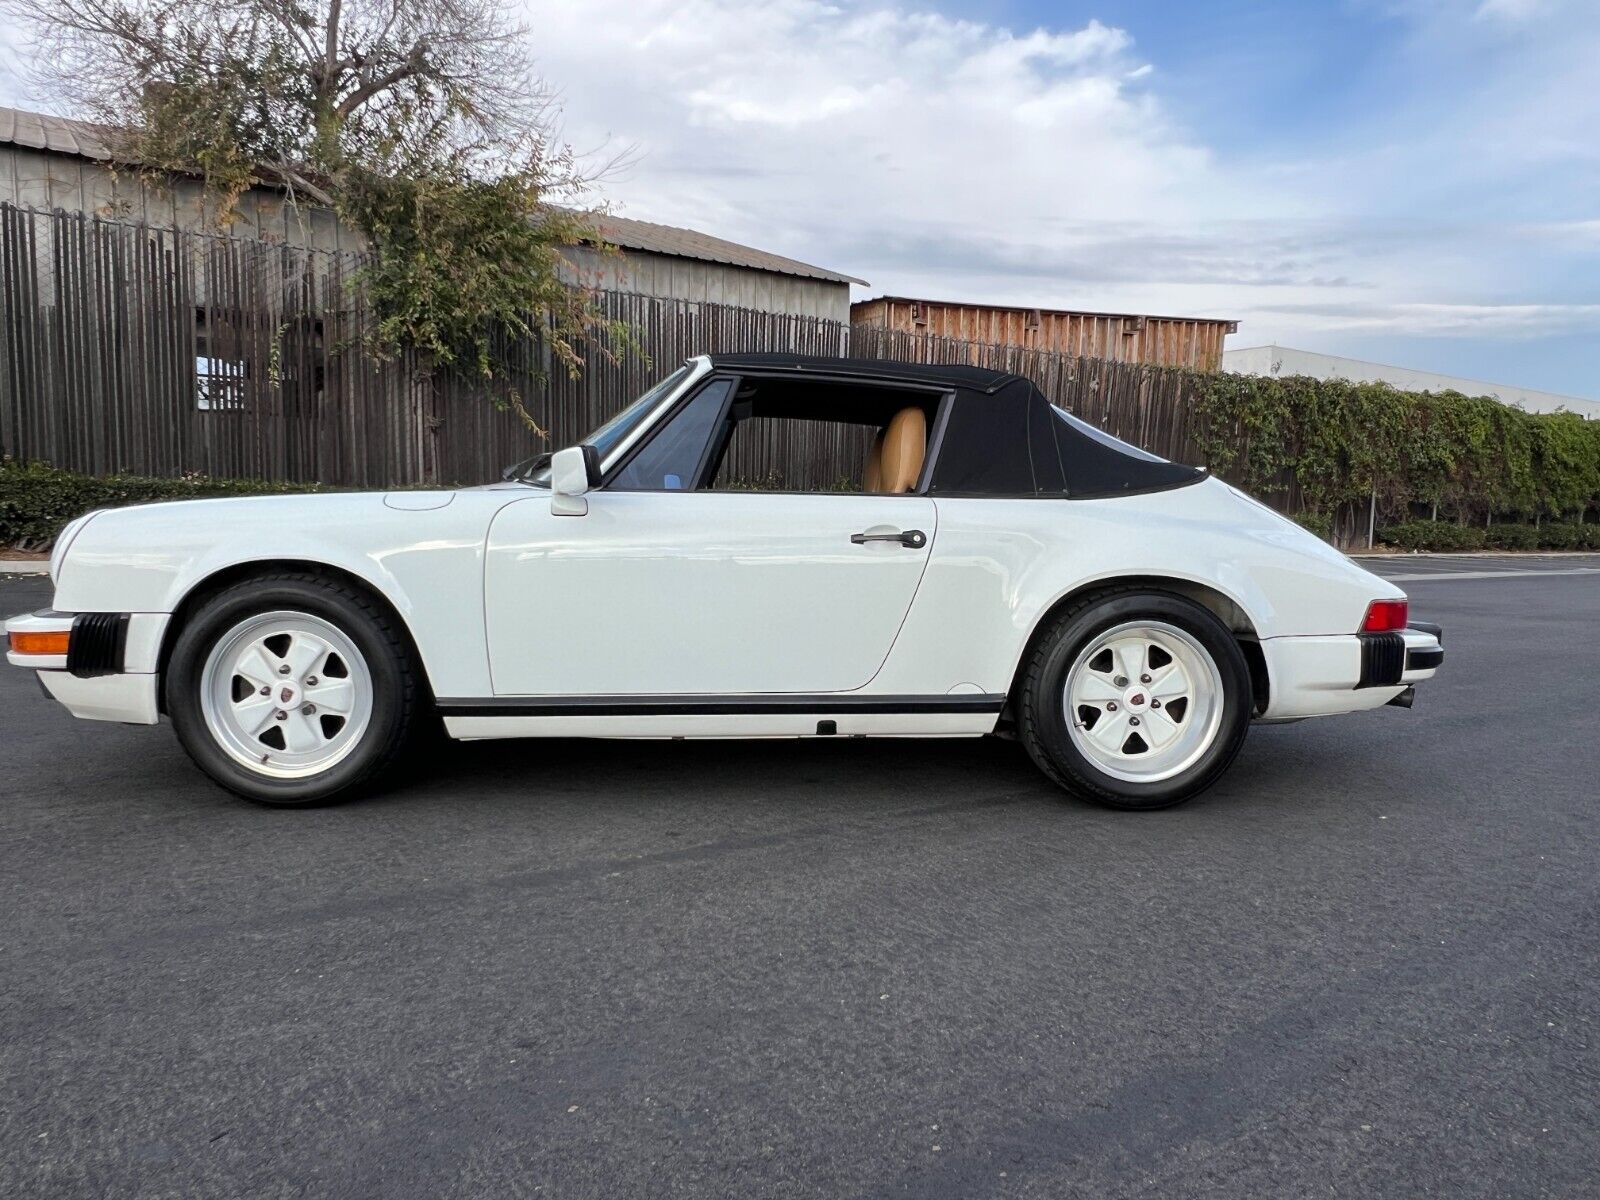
[1222,345,1600,419]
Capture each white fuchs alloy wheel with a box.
[199,610,375,779]
[1063,619,1225,784]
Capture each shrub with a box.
[1293,511,1333,540]
[1484,523,1538,551]
[0,460,327,550]
[1537,523,1583,550]
[1555,524,1600,553]
[1378,521,1486,552]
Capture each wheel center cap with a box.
[1125,690,1148,710]
[278,682,302,708]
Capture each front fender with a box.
[50,489,526,698]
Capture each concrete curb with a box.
[1348,550,1600,559]
[0,560,50,576]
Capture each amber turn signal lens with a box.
[8,629,71,655]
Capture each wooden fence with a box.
[2,202,1207,491]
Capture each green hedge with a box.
[1484,523,1539,551]
[1191,373,1600,527]
[1539,523,1586,549]
[1378,522,1487,552]
[1380,520,1600,552]
[0,460,327,549]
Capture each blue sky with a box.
[3,0,1596,397]
[519,0,1600,397]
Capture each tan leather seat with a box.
[863,430,886,493]
[865,407,926,493]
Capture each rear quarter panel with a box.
[871,477,1402,696]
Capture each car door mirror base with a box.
[551,492,588,516]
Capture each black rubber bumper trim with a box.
[1407,620,1443,645]
[437,693,1007,718]
[1406,646,1445,672]
[1356,632,1406,690]
[66,612,129,678]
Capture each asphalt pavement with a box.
[2,561,1598,1198]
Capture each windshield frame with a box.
[508,358,709,485]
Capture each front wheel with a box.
[1018,591,1252,810]
[165,574,423,806]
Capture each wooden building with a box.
[563,214,861,321]
[0,105,358,252]
[851,296,1237,371]
[0,104,862,320]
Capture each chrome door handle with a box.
[850,528,927,549]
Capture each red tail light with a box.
[1361,599,1409,633]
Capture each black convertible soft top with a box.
[708,353,1204,499]
[709,353,1018,395]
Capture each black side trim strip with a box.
[67,612,128,678]
[437,694,1007,718]
[926,472,1206,500]
[1356,632,1406,689]
[1406,646,1445,672]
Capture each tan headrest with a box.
[877,407,927,493]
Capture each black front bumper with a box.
[65,611,129,677]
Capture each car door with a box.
[484,489,935,695]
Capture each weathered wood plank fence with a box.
[1,202,1207,490]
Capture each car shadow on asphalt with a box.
[359,722,1369,822]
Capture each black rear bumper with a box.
[1357,623,1445,689]
[1406,645,1444,672]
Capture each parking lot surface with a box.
[2,562,1598,1198]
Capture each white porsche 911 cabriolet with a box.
[6,353,1443,809]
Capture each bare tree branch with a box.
[321,0,341,96]
[334,49,424,118]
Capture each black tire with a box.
[1018,589,1251,810]
[164,573,424,806]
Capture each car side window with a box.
[608,380,733,491]
[711,416,870,492]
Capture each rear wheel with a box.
[1019,590,1251,810]
[166,574,423,806]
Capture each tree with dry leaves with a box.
[2,0,628,427]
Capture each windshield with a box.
[509,365,693,484]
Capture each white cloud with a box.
[0,32,25,107]
[1245,301,1600,340]
[524,0,1600,365]
[1473,0,1546,20]
[531,1,1250,265]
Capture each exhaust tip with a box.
[1387,686,1416,709]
